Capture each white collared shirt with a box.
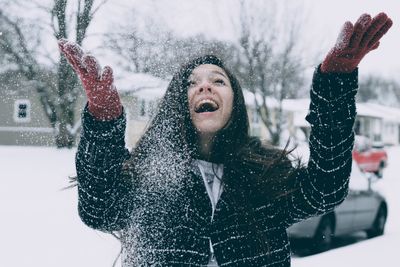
[195,160,224,266]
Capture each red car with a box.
[352,135,388,178]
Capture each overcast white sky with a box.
[4,0,397,80]
[88,0,399,80]
[301,0,399,79]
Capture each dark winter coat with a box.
[75,67,358,266]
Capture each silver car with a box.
[287,162,387,252]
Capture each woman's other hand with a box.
[58,39,122,120]
[321,12,393,73]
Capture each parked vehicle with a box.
[287,162,387,252]
[353,135,388,178]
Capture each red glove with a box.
[321,12,393,73]
[58,39,122,120]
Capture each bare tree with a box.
[358,75,400,106]
[0,0,108,147]
[225,0,306,145]
[104,9,232,79]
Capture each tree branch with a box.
[76,0,94,44]
[91,0,109,16]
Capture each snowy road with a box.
[0,145,399,267]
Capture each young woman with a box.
[59,13,392,267]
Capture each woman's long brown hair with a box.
[126,55,301,202]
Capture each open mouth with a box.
[195,99,219,113]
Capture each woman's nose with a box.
[198,80,212,93]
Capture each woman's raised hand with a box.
[321,12,393,73]
[58,39,122,120]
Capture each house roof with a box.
[362,103,400,123]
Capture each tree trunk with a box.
[56,121,74,148]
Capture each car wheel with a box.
[367,205,387,238]
[312,216,334,252]
[375,162,385,178]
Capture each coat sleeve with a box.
[75,105,133,232]
[282,65,357,227]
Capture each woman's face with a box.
[187,64,234,135]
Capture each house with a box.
[359,103,400,146]
[0,69,170,147]
[283,99,400,146]
[0,71,56,146]
[115,72,169,149]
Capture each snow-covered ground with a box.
[0,145,399,267]
[0,146,120,267]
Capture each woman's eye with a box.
[214,79,225,85]
[188,80,196,86]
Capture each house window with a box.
[139,99,146,117]
[14,99,31,123]
[252,108,260,124]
